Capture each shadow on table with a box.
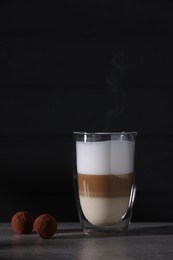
[127,223,173,236]
[56,228,92,239]
[56,224,173,239]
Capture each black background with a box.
[0,0,173,222]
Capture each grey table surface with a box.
[0,222,173,260]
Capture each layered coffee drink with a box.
[76,139,135,226]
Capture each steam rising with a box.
[105,43,143,130]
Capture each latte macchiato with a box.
[76,139,135,226]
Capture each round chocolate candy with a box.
[34,213,57,239]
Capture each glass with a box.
[73,132,137,235]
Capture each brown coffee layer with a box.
[78,173,132,197]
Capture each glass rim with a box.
[73,131,138,136]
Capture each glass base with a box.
[81,219,131,236]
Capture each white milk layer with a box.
[76,140,135,175]
[79,196,129,226]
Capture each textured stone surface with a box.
[0,222,173,259]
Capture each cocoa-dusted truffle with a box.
[11,211,34,234]
[33,214,57,239]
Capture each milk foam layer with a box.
[76,140,135,175]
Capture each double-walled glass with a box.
[73,132,137,235]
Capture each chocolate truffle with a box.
[33,214,57,239]
[11,211,34,234]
